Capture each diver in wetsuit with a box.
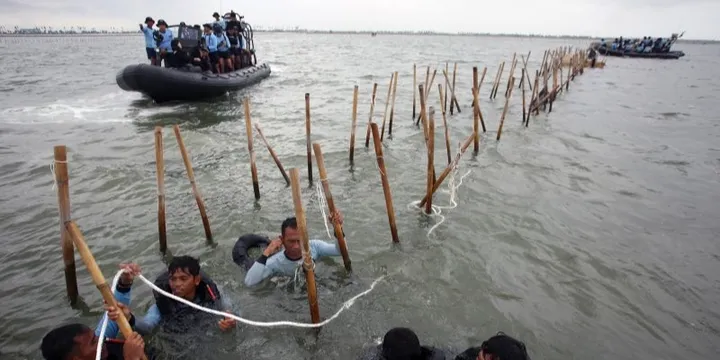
[41,324,147,360]
[358,328,446,360]
[100,257,237,337]
[454,332,530,360]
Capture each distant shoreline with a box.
[0,30,715,43]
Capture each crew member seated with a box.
[242,210,346,287]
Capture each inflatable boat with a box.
[116,63,271,102]
[596,47,685,59]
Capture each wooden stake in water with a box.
[153,128,167,253]
[53,145,78,305]
[173,125,212,241]
[388,71,399,136]
[425,107,435,214]
[312,143,352,272]
[349,85,359,165]
[289,168,321,323]
[380,73,394,141]
[505,53,517,98]
[364,83,378,148]
[305,93,313,184]
[418,84,429,143]
[416,69,437,126]
[65,221,144,360]
[243,98,261,200]
[451,63,458,113]
[370,123,399,243]
[442,69,461,115]
[521,68,527,124]
[472,67,480,153]
[419,133,474,207]
[437,84,452,165]
[412,64,417,119]
[444,62,449,111]
[496,77,515,141]
[254,123,290,185]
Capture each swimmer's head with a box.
[478,332,530,360]
[381,327,422,360]
[167,255,202,300]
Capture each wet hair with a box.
[381,327,422,360]
[480,332,530,360]
[168,255,201,276]
[40,323,90,360]
[281,217,298,236]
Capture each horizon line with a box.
[0,26,714,42]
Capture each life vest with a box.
[152,270,223,331]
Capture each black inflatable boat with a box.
[597,47,685,59]
[116,63,271,102]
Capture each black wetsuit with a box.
[167,50,192,68]
[357,344,446,360]
[453,347,481,360]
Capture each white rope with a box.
[95,270,122,360]
[315,180,333,239]
[95,269,386,358]
[408,150,472,236]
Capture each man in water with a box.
[454,332,530,360]
[155,19,173,67]
[41,323,146,360]
[243,210,346,287]
[139,17,157,66]
[358,327,446,359]
[101,256,237,337]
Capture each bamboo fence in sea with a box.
[53,45,603,322]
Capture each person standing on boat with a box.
[242,210,346,287]
[155,19,173,67]
[212,12,226,31]
[139,17,158,66]
[202,24,220,73]
[99,256,238,337]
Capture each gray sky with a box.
[0,0,717,40]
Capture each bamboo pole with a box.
[496,77,515,141]
[416,69,437,126]
[65,221,143,359]
[289,169,320,323]
[153,128,167,253]
[173,125,212,241]
[425,107,435,214]
[418,84,429,143]
[519,51,531,90]
[370,123,399,243]
[349,85,359,165]
[444,62,449,111]
[364,83,379,148]
[53,145,78,305]
[388,71,399,136]
[437,84,452,165]
[450,63,457,114]
[380,73,394,141]
[419,133,474,207]
[521,68,527,124]
[312,143,352,272]
[472,67,480,152]
[412,64,417,119]
[442,69,461,115]
[254,123,290,185]
[243,98,261,200]
[490,62,505,99]
[505,53,517,97]
[478,66,488,95]
[305,93,313,184]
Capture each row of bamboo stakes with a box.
[54,45,599,326]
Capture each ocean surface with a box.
[0,33,719,360]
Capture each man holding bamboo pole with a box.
[243,210,346,287]
[41,323,147,360]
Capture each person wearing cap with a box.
[202,23,220,73]
[139,17,158,65]
[453,332,530,360]
[212,12,226,31]
[156,19,174,67]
